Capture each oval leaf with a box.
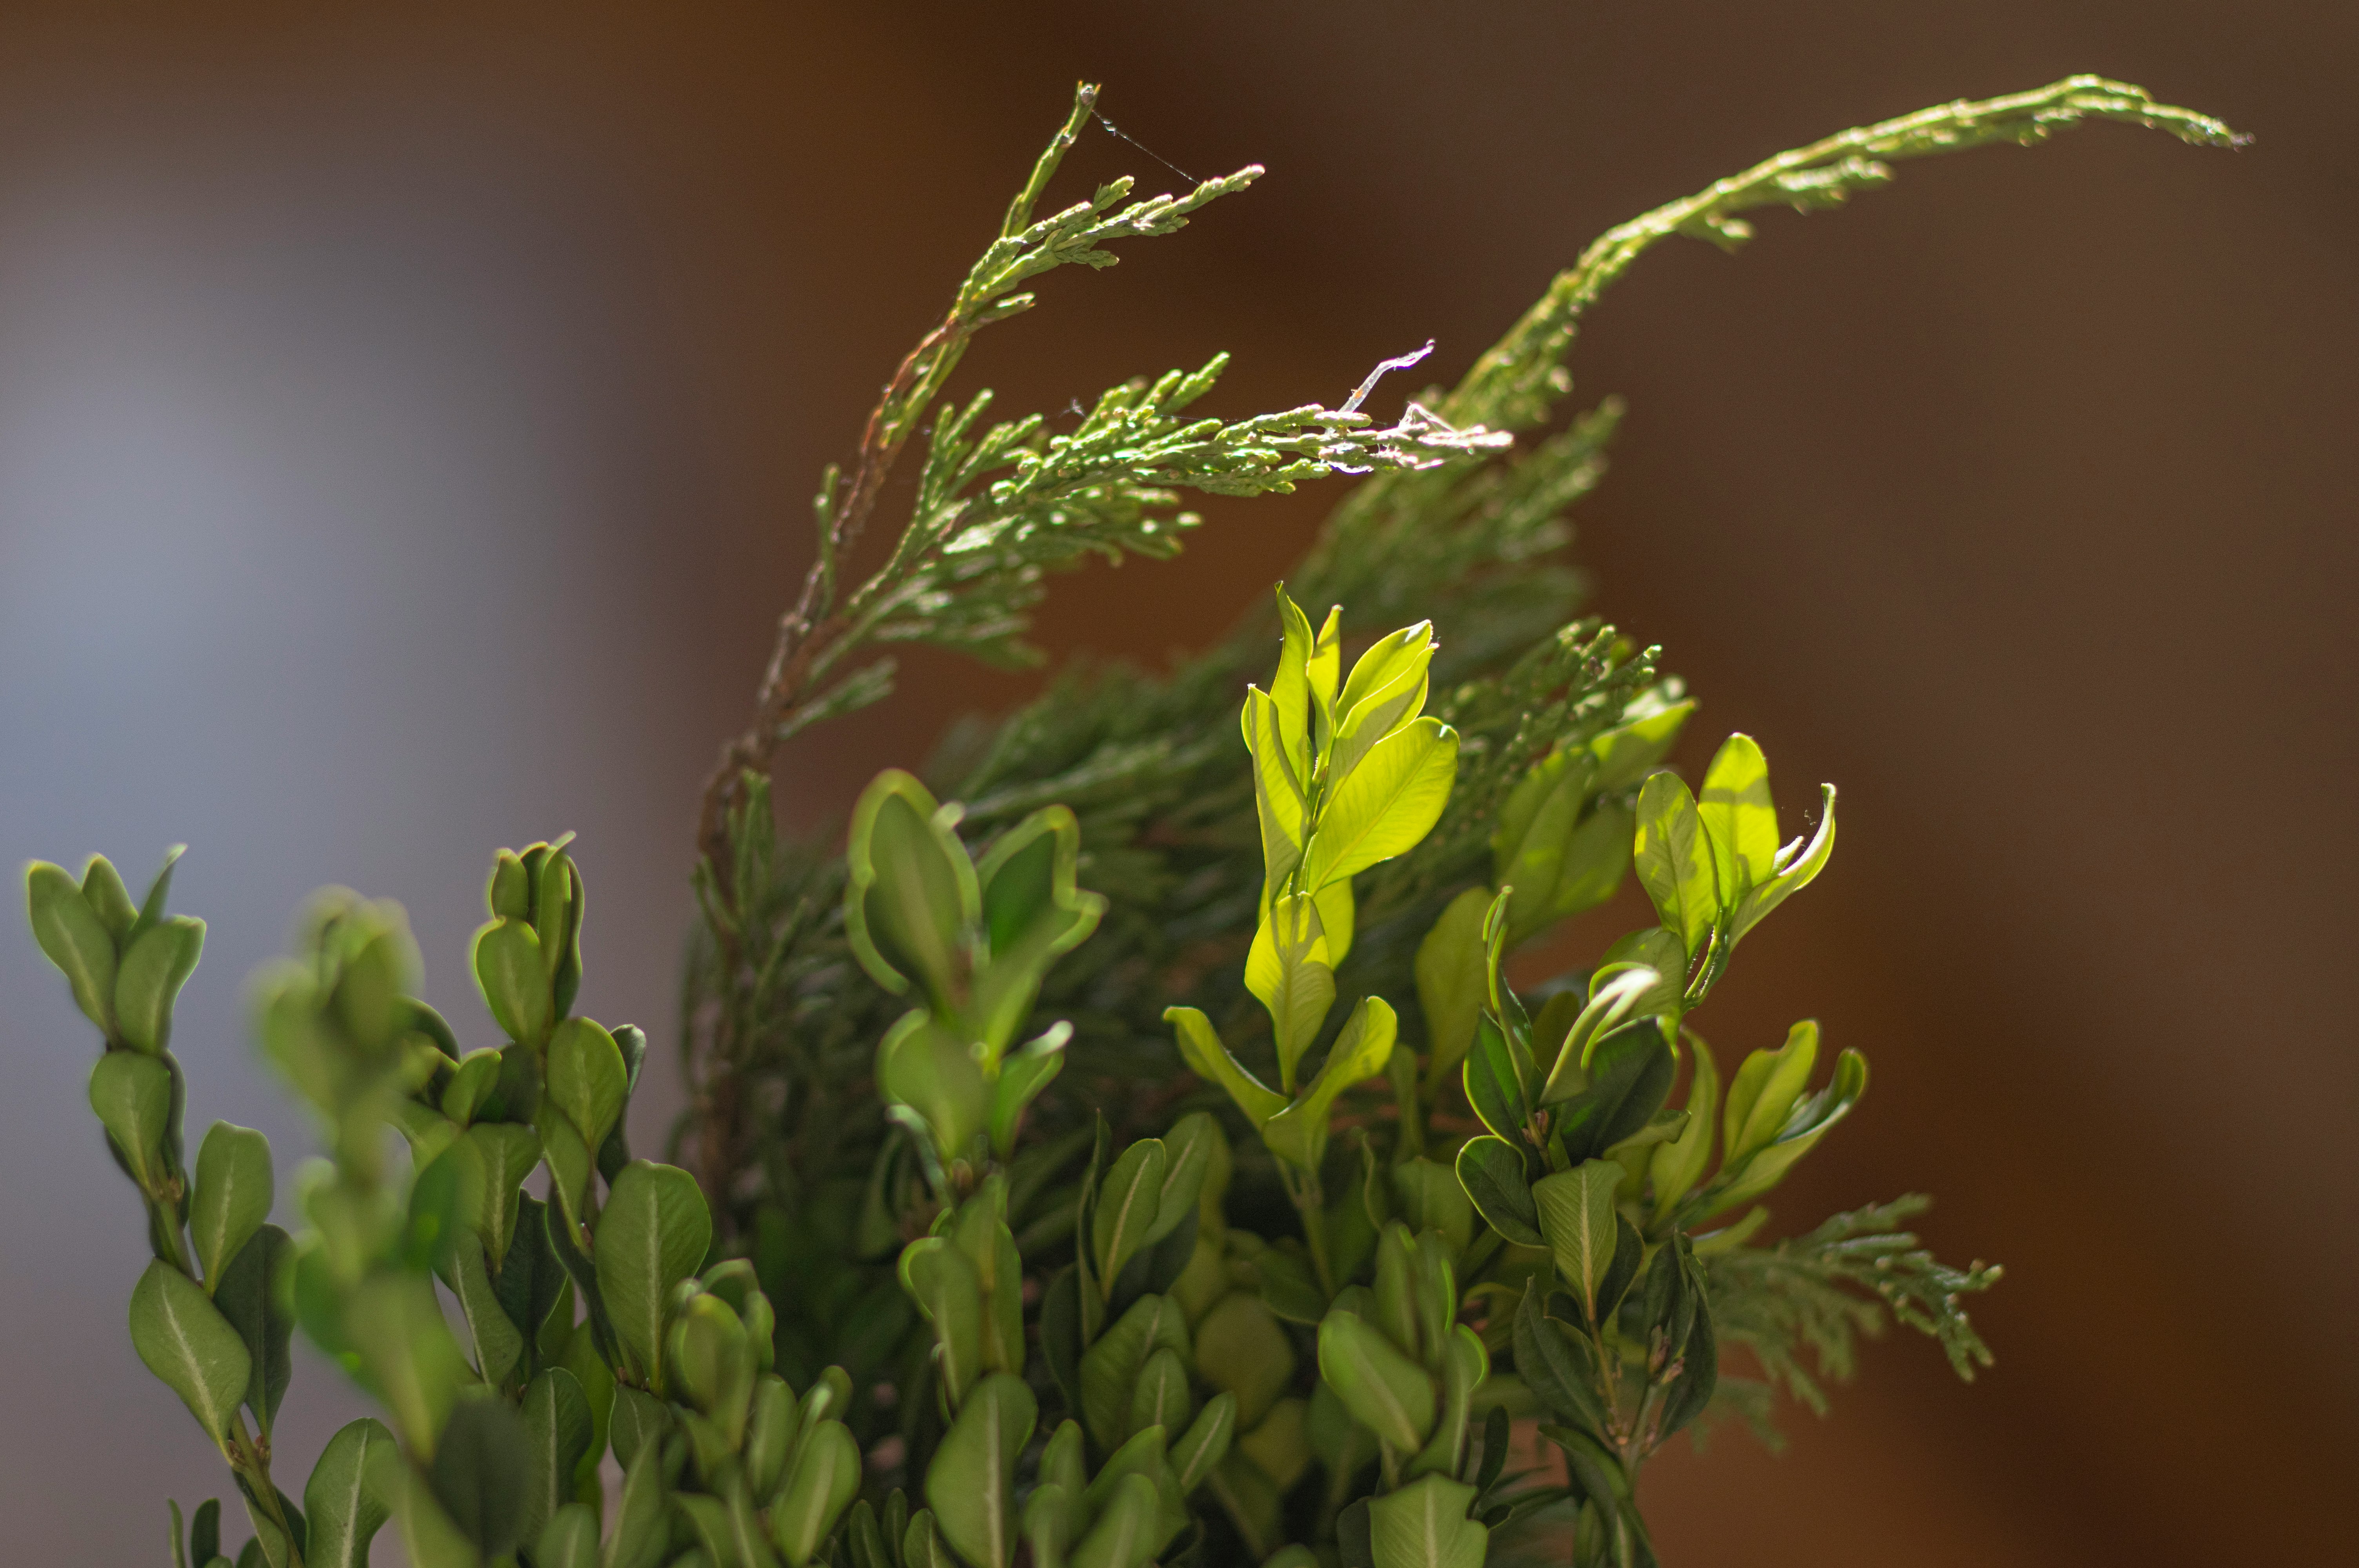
[129,1260,252,1442]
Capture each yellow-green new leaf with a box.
[1246,892,1334,1090]
[1330,621,1436,782]
[1262,997,1397,1174]
[1730,784,1839,943]
[129,1260,252,1444]
[1723,1021,1820,1167]
[844,769,980,1005]
[1697,733,1779,903]
[1243,688,1307,901]
[471,918,549,1046]
[1302,717,1459,891]
[1589,698,1694,792]
[1166,1007,1285,1127]
[1632,771,1718,962]
[1414,888,1490,1093]
[1650,1033,1721,1214]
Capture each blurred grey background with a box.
[1,3,2349,1563]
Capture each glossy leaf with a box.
[1092,1139,1166,1293]
[1697,734,1778,900]
[1730,783,1839,943]
[1246,891,1334,1088]
[1632,771,1718,962]
[1303,717,1460,889]
[1243,686,1309,899]
[546,1018,628,1155]
[1554,1016,1676,1166]
[129,1260,251,1442]
[1263,996,1398,1173]
[1512,1289,1605,1432]
[1166,1007,1285,1127]
[1723,1021,1820,1166]
[1590,699,1695,791]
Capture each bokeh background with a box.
[2,3,2349,1562]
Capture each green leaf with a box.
[439,1048,503,1127]
[1330,620,1436,782]
[345,1273,469,1456]
[1712,1047,1869,1214]
[471,918,549,1045]
[1302,716,1461,889]
[1723,1020,1820,1166]
[989,1023,1068,1158]
[27,860,119,1035]
[1081,1293,1190,1449]
[1146,1112,1220,1248]
[190,1497,222,1566]
[1390,1158,1476,1256]
[605,1440,670,1568]
[462,1121,540,1268]
[1069,1472,1159,1568]
[1650,1033,1721,1214]
[1243,686,1309,900]
[213,1223,294,1434]
[1368,1473,1487,1568]
[1729,784,1838,943]
[128,1259,251,1443]
[1092,1139,1166,1294]
[1531,1161,1623,1322]
[1127,1345,1195,1441]
[1413,888,1490,1092]
[1590,699,1694,792]
[1246,891,1335,1088]
[84,855,140,942]
[773,1419,861,1566]
[302,1417,394,1568]
[429,1395,528,1557]
[1492,748,1593,941]
[607,1387,671,1472]
[533,1504,600,1568]
[877,1010,990,1168]
[969,805,1107,1051]
[89,1049,174,1191]
[845,770,980,1004]
[594,1161,712,1387]
[1632,771,1718,963]
[1512,1289,1606,1432]
[1194,1292,1295,1430]
[1554,1016,1676,1166]
[115,916,206,1053]
[445,1232,523,1387]
[1263,996,1397,1174]
[1166,1007,1285,1127]
[1453,1138,1541,1247]
[1171,1391,1238,1492]
[516,1368,592,1553]
[191,1123,272,1296]
[1460,1012,1530,1145]
[1316,1310,1436,1454]
[545,1018,628,1155]
[1697,733,1779,903]
[926,1372,1035,1568]
[900,1236,985,1407]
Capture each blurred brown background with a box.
[0,3,2349,1563]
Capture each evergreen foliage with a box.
[22,74,2233,1568]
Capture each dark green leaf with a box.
[1554,1017,1674,1165]
[213,1223,294,1435]
[1511,1289,1605,1434]
[191,1124,272,1298]
[594,1160,712,1386]
[517,1368,593,1553]
[429,1395,528,1556]
[129,1259,251,1442]
[1453,1137,1541,1247]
